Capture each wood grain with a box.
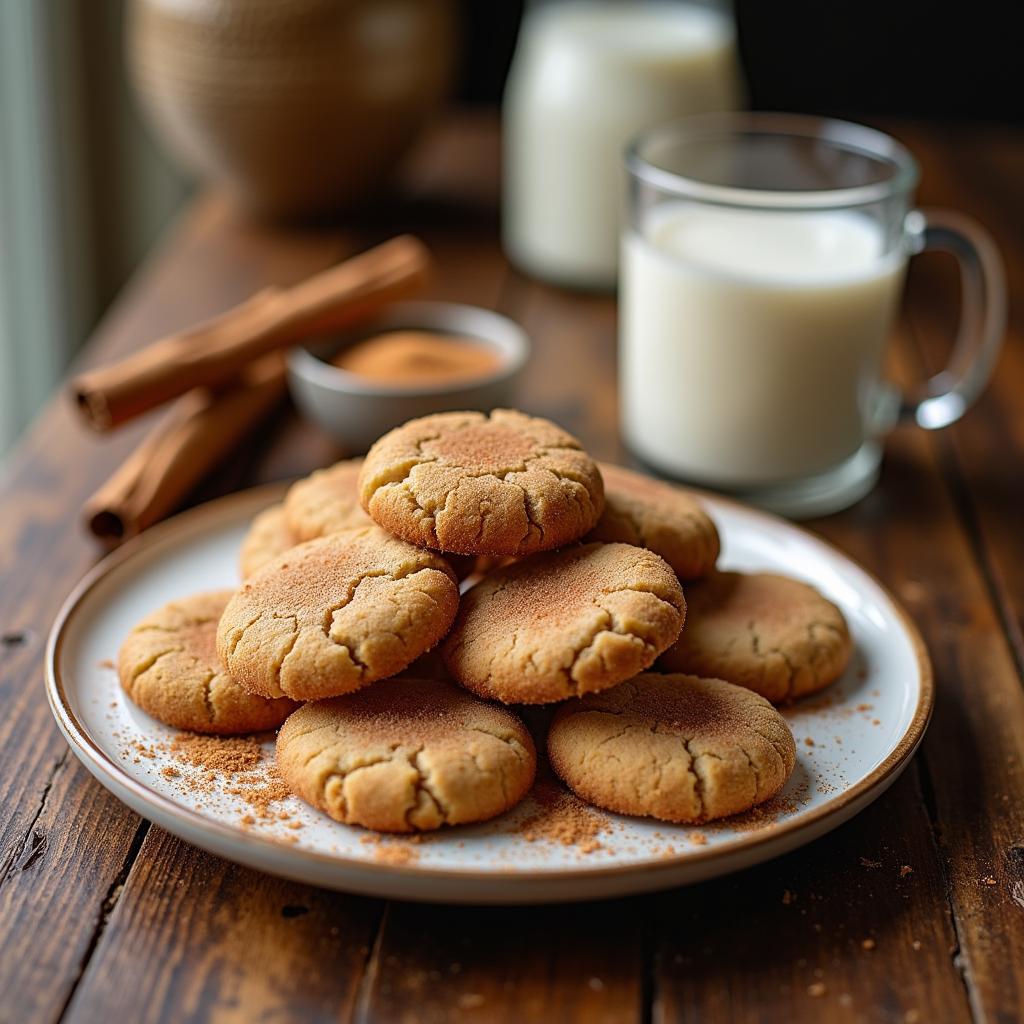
[869,120,1024,1023]
[64,830,383,1024]
[0,195,353,1024]
[1,113,1022,1024]
[357,901,644,1024]
[653,769,968,1024]
[52,118,516,1024]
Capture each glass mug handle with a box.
[898,208,1007,430]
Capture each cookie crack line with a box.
[199,668,218,723]
[374,430,586,495]
[408,747,450,828]
[125,644,184,688]
[682,738,707,819]
[316,750,399,819]
[737,742,763,798]
[467,725,532,760]
[271,614,302,690]
[745,619,801,699]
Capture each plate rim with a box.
[46,478,934,887]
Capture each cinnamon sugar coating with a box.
[239,504,299,579]
[119,590,296,734]
[659,572,852,703]
[548,673,796,823]
[217,527,459,701]
[588,463,720,580]
[283,457,370,542]
[443,542,685,704]
[276,678,536,832]
[357,409,604,557]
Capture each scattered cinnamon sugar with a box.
[859,857,881,869]
[689,832,707,846]
[358,832,423,865]
[900,864,914,878]
[98,658,115,670]
[982,875,997,886]
[516,778,608,853]
[373,842,418,866]
[170,732,263,774]
[128,731,293,823]
[225,765,292,819]
[804,737,815,747]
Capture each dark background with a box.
[455,0,1022,122]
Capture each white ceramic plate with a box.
[47,481,932,904]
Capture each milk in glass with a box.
[621,206,907,485]
[503,1,741,288]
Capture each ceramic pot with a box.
[127,0,457,219]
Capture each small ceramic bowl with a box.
[287,301,530,452]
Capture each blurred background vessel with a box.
[502,0,743,289]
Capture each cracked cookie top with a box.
[442,542,685,704]
[283,458,370,543]
[659,572,852,703]
[587,463,720,580]
[239,504,299,580]
[276,677,537,832]
[548,673,796,824]
[119,590,297,734]
[357,409,605,557]
[217,527,460,701]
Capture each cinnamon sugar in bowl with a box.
[287,301,529,451]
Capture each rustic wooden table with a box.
[2,114,1022,1024]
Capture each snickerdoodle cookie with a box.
[548,673,796,823]
[276,678,536,832]
[443,542,685,704]
[119,590,296,734]
[659,572,852,703]
[358,410,605,557]
[217,527,459,701]
[239,504,299,579]
[283,458,370,543]
[588,463,720,580]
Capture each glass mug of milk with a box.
[621,114,1006,516]
[503,0,743,289]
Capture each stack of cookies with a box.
[118,409,853,833]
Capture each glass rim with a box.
[624,112,920,210]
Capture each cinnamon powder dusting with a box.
[170,732,263,774]
[515,777,609,854]
[123,731,293,827]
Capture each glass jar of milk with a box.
[621,114,1006,516]
[503,0,743,289]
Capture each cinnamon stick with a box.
[72,234,431,431]
[83,355,286,542]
